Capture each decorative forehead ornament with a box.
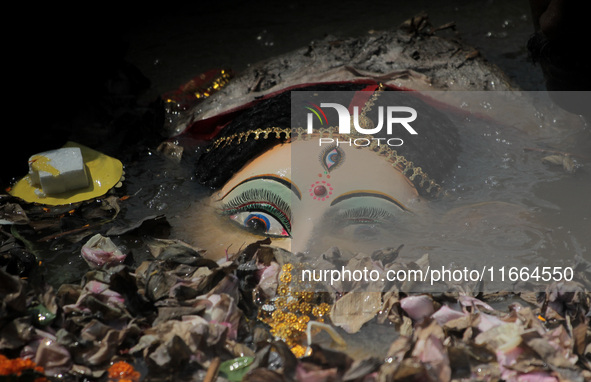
[309,177,334,201]
[320,145,344,173]
[207,85,442,196]
[306,145,343,202]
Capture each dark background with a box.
[3,0,586,188]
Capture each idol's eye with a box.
[218,188,292,238]
[337,206,394,224]
[228,211,289,237]
[319,145,344,172]
[331,206,395,241]
[325,148,340,169]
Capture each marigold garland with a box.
[0,354,47,381]
[108,361,140,382]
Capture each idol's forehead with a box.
[216,143,292,199]
[214,139,419,205]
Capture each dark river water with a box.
[123,0,546,101]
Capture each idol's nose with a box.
[289,220,337,257]
[289,217,316,255]
[288,195,337,255]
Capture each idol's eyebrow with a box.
[219,174,302,200]
[329,190,411,212]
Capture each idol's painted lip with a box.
[218,174,302,201]
[329,190,411,212]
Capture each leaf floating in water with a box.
[0,202,30,225]
[330,291,382,334]
[305,321,347,353]
[81,233,126,269]
[541,155,563,166]
[562,156,576,173]
[542,155,577,173]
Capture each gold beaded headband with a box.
[208,126,441,196]
[207,86,442,196]
[209,126,291,150]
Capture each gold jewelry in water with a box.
[258,262,328,358]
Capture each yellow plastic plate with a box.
[10,142,123,205]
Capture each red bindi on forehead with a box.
[308,173,334,202]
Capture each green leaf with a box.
[28,303,56,326]
[219,356,254,382]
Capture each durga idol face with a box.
[186,138,426,260]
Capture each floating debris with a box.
[81,234,127,269]
[542,154,578,173]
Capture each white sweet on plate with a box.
[28,147,89,196]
